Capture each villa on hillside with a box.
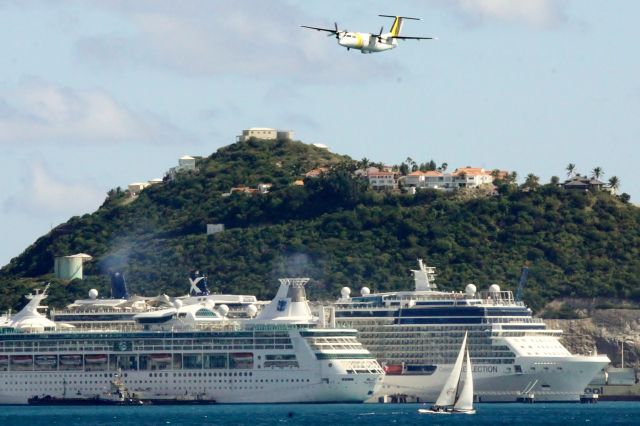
[305,167,329,178]
[401,167,506,192]
[367,171,397,191]
[561,175,608,192]
[237,127,294,142]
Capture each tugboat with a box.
[28,372,145,406]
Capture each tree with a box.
[550,176,560,185]
[608,176,620,194]
[523,173,540,190]
[399,163,409,176]
[359,158,370,170]
[592,167,604,180]
[439,162,448,173]
[566,163,576,178]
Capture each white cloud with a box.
[75,0,397,82]
[3,162,105,217]
[444,0,568,28]
[0,78,192,145]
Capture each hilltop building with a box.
[127,182,149,196]
[305,167,329,178]
[167,155,198,180]
[367,171,397,191]
[401,167,507,192]
[562,175,607,192]
[237,128,294,142]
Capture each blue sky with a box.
[1,0,638,267]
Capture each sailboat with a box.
[418,332,475,415]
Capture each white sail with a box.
[434,332,467,407]
[454,349,474,412]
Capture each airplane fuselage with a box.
[337,32,398,53]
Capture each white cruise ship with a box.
[331,260,610,402]
[0,278,383,404]
[49,272,267,327]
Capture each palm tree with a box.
[591,167,604,180]
[440,162,448,173]
[524,173,540,189]
[359,158,370,170]
[608,176,620,193]
[566,163,576,178]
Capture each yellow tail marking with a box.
[390,17,401,36]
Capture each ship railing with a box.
[477,290,517,305]
[50,306,170,315]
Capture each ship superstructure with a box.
[331,260,610,402]
[50,272,266,328]
[0,278,383,404]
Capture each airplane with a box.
[301,15,435,54]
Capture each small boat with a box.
[84,354,107,364]
[11,355,33,365]
[29,372,145,406]
[418,332,475,415]
[231,352,253,367]
[35,355,57,366]
[27,394,146,406]
[383,364,403,375]
[149,354,172,363]
[59,355,83,366]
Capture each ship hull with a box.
[0,369,380,405]
[376,355,610,402]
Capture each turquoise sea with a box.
[2,402,640,426]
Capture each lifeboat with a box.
[0,355,8,364]
[231,352,253,367]
[59,355,83,366]
[384,364,403,375]
[85,354,108,364]
[11,355,33,365]
[149,354,172,363]
[35,355,57,366]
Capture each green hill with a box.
[1,138,639,312]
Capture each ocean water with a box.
[1,402,639,426]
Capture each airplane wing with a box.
[301,25,338,34]
[391,36,436,40]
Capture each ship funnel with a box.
[189,270,210,296]
[411,259,438,291]
[254,278,313,323]
[110,272,129,299]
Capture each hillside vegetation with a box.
[1,138,639,312]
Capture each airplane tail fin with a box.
[379,15,420,37]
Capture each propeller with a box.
[328,22,346,39]
[376,26,384,42]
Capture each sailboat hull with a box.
[417,408,475,415]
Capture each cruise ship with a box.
[49,271,267,328]
[0,278,383,404]
[331,260,610,402]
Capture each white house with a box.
[128,182,149,196]
[402,167,503,192]
[367,171,397,191]
[237,128,294,142]
[207,224,225,235]
[178,155,196,171]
